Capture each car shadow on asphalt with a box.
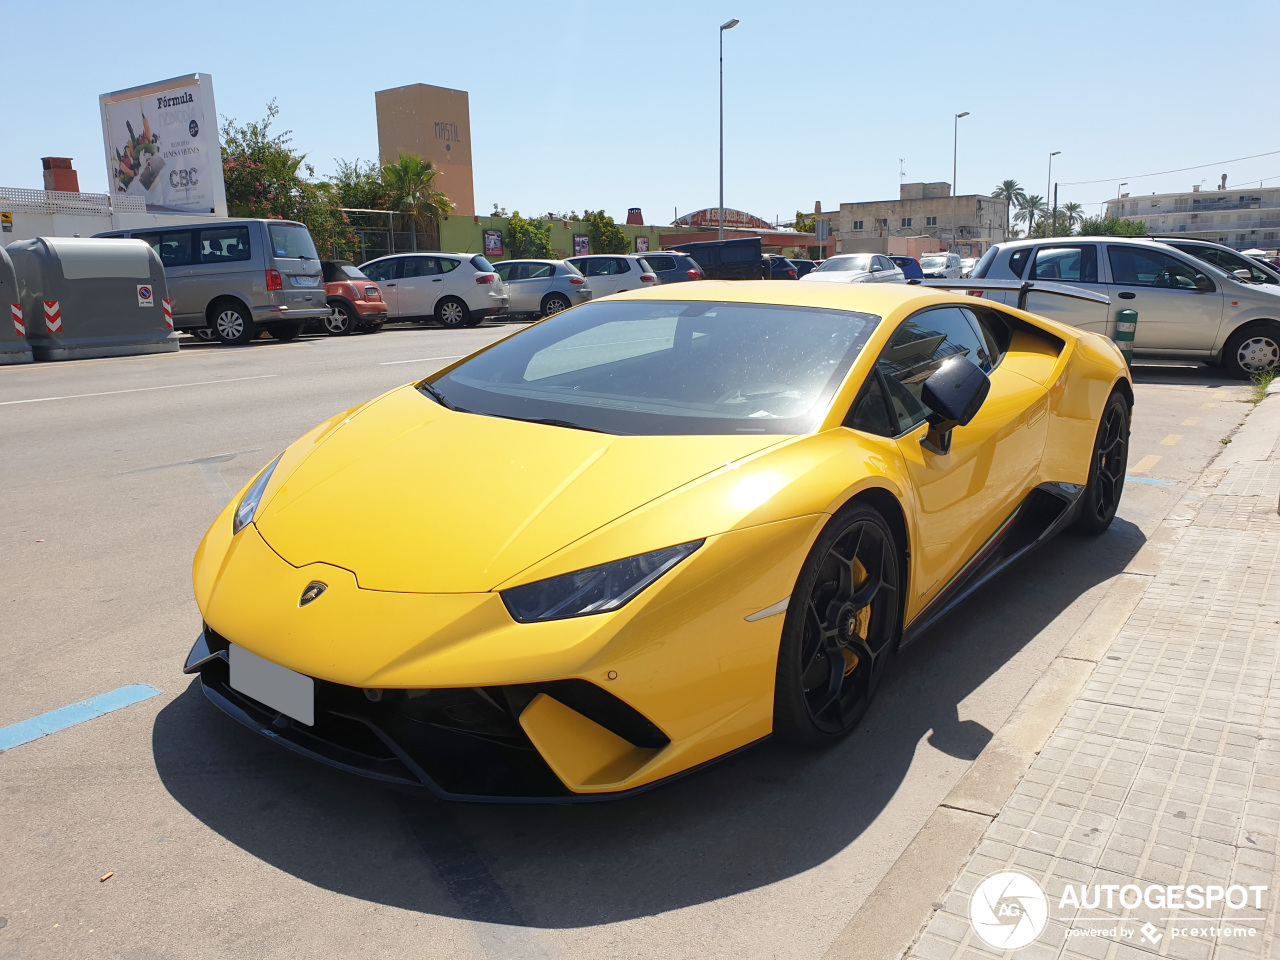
[152,517,1144,928]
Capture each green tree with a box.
[991,180,1026,236]
[381,152,454,250]
[793,210,816,233]
[505,211,554,259]
[1062,201,1085,230]
[1077,215,1147,237]
[220,101,356,258]
[1029,210,1073,238]
[581,209,630,254]
[330,158,392,210]
[1014,194,1045,235]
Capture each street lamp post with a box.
[1046,150,1060,236]
[718,18,739,241]
[952,112,969,249]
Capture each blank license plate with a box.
[229,644,314,726]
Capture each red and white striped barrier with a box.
[43,300,62,333]
[162,298,173,330]
[10,303,23,336]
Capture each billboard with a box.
[100,73,227,216]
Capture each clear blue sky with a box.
[4,0,1277,224]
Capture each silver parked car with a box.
[1153,237,1280,286]
[493,259,592,317]
[919,252,963,278]
[970,236,1280,377]
[94,219,329,345]
[799,253,905,284]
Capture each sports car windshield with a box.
[426,300,880,435]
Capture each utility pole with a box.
[952,112,969,250]
[718,18,739,241]
[1046,150,1060,237]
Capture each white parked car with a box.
[968,236,1280,377]
[565,255,658,296]
[919,253,963,278]
[960,257,978,278]
[358,253,508,327]
[798,254,905,283]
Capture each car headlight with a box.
[232,455,282,535]
[500,540,704,622]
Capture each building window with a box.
[875,218,888,228]
[852,220,864,231]
[1237,234,1247,243]
[1265,232,1277,241]
[900,218,912,228]
[925,216,937,227]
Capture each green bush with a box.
[1076,215,1147,236]
[506,211,554,259]
[581,210,630,254]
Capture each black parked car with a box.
[668,237,762,280]
[790,259,817,278]
[764,255,799,279]
[637,251,704,283]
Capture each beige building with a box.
[375,83,476,216]
[819,182,1008,257]
[1106,177,1280,251]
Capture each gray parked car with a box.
[1152,236,1280,286]
[492,259,592,317]
[970,236,1280,377]
[94,219,328,345]
[799,253,905,284]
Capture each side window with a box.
[584,258,612,277]
[1030,245,1097,282]
[1008,248,1031,278]
[527,263,552,279]
[140,231,194,267]
[362,260,392,281]
[844,373,895,436]
[612,258,631,274]
[402,257,440,278]
[646,255,676,272]
[963,307,1008,372]
[198,226,251,264]
[439,258,460,274]
[494,262,515,281]
[1108,246,1206,290]
[876,307,989,433]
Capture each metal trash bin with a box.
[8,237,178,362]
[0,244,34,365]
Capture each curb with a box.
[822,387,1273,960]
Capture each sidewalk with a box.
[905,384,1280,960]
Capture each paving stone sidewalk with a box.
[907,399,1280,960]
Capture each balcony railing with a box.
[0,187,146,216]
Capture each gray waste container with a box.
[0,244,34,364]
[8,237,178,361]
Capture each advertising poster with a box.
[483,229,503,256]
[635,236,650,253]
[573,234,590,256]
[100,74,228,216]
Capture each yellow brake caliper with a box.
[843,558,871,676]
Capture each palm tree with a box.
[991,179,1026,237]
[1062,202,1085,231]
[1014,194,1045,235]
[381,152,454,250]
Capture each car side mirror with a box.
[1233,269,1253,280]
[919,356,991,455]
[870,264,882,272]
[1195,273,1214,292]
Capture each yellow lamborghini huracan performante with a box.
[186,280,1132,801]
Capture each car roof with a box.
[995,236,1182,252]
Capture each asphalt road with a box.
[0,325,1254,960]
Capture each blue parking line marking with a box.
[1126,476,1174,486]
[0,684,161,753]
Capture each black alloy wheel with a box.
[1074,392,1129,534]
[774,503,901,743]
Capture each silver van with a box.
[94,219,328,344]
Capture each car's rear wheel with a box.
[211,301,257,346]
[542,294,571,317]
[1073,391,1130,535]
[325,302,355,336]
[1223,323,1280,379]
[774,502,901,744]
[266,322,303,342]
[435,297,469,328]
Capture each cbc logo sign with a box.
[970,871,1049,950]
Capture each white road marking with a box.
[378,355,465,366]
[0,375,278,406]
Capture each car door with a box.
[850,305,1048,620]
[870,256,895,282]
[135,229,199,324]
[578,257,620,296]
[496,262,530,312]
[1105,244,1225,354]
[362,258,404,316]
[434,257,468,313]
[1019,243,1111,337]
[398,256,441,317]
[611,257,639,292]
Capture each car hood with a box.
[253,385,784,593]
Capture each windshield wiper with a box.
[418,381,460,411]
[493,415,607,433]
